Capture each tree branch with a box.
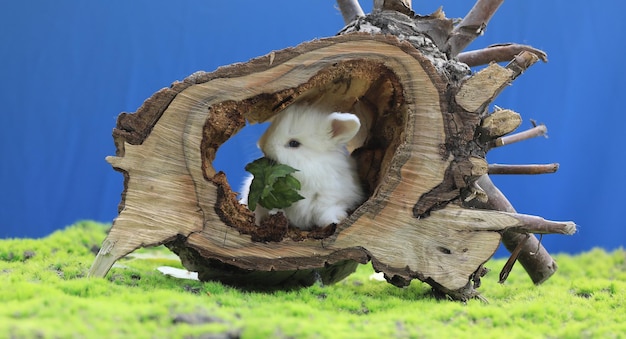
[492,124,547,147]
[504,213,576,235]
[336,0,365,25]
[488,163,559,175]
[467,175,563,285]
[458,43,548,67]
[447,0,504,57]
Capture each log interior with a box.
[202,59,407,241]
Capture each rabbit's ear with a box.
[328,113,361,145]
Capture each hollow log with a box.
[89,8,575,300]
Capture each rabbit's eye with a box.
[287,139,301,148]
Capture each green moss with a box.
[1,221,624,338]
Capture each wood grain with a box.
[89,31,575,299]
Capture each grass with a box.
[1,221,624,338]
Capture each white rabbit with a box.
[239,104,366,230]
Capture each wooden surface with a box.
[89,32,575,299]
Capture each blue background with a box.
[2,1,624,256]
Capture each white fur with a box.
[239,105,366,230]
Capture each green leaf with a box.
[244,157,305,211]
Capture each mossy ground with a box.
[1,221,624,338]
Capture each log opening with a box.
[201,59,409,242]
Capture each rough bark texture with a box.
[89,7,575,300]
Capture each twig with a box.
[467,175,562,285]
[458,43,548,67]
[488,163,559,175]
[504,213,576,235]
[499,233,530,284]
[447,0,504,57]
[336,0,365,24]
[492,124,547,147]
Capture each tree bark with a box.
[374,0,413,15]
